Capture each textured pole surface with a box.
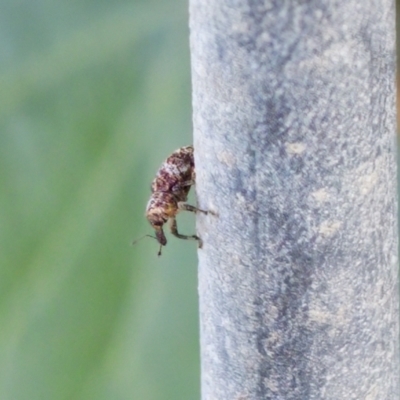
[190,1,399,399]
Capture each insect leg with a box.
[177,202,208,214]
[168,217,203,248]
[179,180,195,188]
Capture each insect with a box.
[134,145,209,256]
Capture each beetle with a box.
[134,145,209,256]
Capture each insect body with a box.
[144,145,208,256]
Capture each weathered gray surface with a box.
[190,1,399,399]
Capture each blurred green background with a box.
[1,1,399,400]
[0,0,200,399]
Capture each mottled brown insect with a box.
[135,145,208,256]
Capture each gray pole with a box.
[190,1,399,399]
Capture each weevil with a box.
[134,145,209,256]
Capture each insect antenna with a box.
[132,234,157,245]
[132,235,163,257]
